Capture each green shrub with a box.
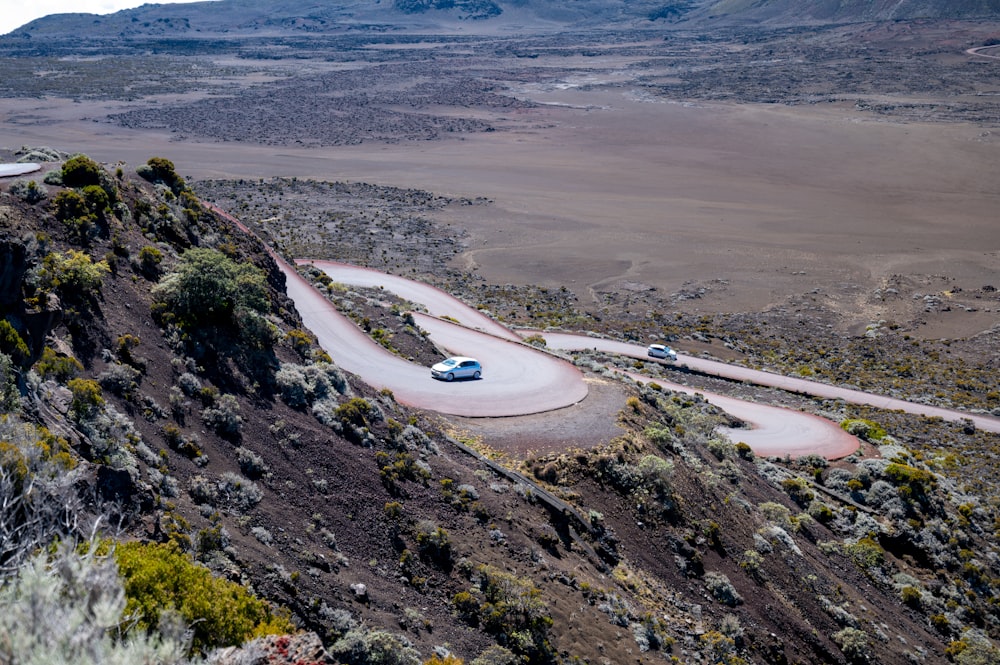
[899,585,921,606]
[0,545,190,665]
[61,155,102,188]
[8,179,46,203]
[39,249,110,302]
[112,540,293,655]
[153,247,268,326]
[52,190,97,242]
[97,363,141,398]
[455,564,554,662]
[470,646,518,665]
[845,537,885,571]
[0,320,30,369]
[883,462,937,501]
[807,500,835,523]
[81,184,110,219]
[704,571,743,606]
[284,328,313,358]
[336,397,373,428]
[416,521,452,568]
[33,347,83,382]
[0,354,19,412]
[67,378,104,419]
[840,418,886,441]
[329,628,421,665]
[201,393,243,436]
[832,627,870,663]
[781,477,814,506]
[152,247,272,352]
[137,157,186,194]
[949,629,1000,665]
[137,245,163,278]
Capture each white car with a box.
[647,344,677,361]
[431,356,482,381]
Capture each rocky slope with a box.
[2,150,1000,664]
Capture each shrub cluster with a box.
[112,540,293,655]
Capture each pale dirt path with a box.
[617,368,860,458]
[295,259,521,341]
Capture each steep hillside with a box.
[2,150,1000,664]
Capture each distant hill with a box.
[6,0,1000,40]
[691,0,1000,24]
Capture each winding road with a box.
[209,200,1000,459]
[284,259,1000,459]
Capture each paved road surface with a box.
[216,206,998,458]
[536,332,1000,435]
[294,262,866,457]
[282,260,588,417]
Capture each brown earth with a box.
[1,34,998,342]
[4,19,1000,665]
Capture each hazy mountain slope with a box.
[694,0,1000,24]
[7,0,998,40]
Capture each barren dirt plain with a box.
[2,22,999,344]
[2,21,999,346]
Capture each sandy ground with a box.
[1,86,998,336]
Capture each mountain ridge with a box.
[6,0,1000,39]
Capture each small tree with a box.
[138,156,186,194]
[152,247,269,331]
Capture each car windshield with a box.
[440,359,458,367]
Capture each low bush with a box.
[454,564,554,662]
[67,378,104,419]
[329,628,421,665]
[137,245,163,279]
[832,627,870,663]
[112,540,294,655]
[33,347,83,382]
[7,179,46,204]
[0,320,30,369]
[704,571,743,606]
[201,393,242,437]
[0,545,191,665]
[98,363,142,397]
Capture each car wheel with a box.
[473,371,481,379]
[446,373,454,382]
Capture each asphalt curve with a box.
[284,260,587,417]
[290,260,862,458]
[212,201,998,458]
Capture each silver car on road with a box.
[647,344,677,361]
[431,356,482,381]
